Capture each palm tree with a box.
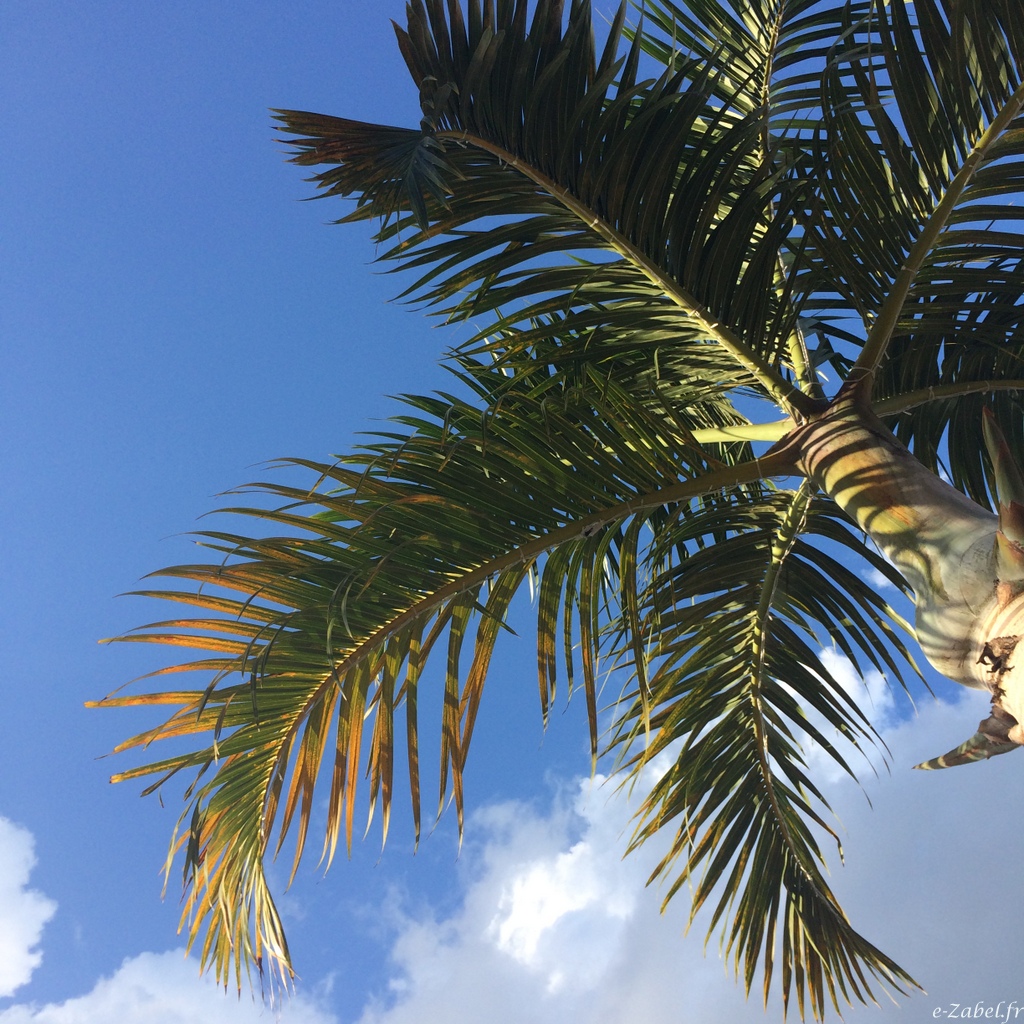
[94,0,1024,1018]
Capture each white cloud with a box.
[351,684,1024,1024]
[819,646,896,722]
[0,817,57,998]
[798,648,899,783]
[354,778,683,1024]
[0,951,337,1024]
[0,825,334,1024]
[863,565,898,592]
[5,664,1020,1024]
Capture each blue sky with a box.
[2,2,1024,1022]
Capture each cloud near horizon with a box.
[3,659,1024,1024]
[0,952,337,1024]
[0,817,57,1000]
[352,669,1024,1024]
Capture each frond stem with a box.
[849,80,1024,394]
[874,379,1024,418]
[692,419,793,443]
[263,448,802,815]
[438,130,821,420]
[747,480,842,905]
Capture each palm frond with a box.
[102,355,925,1010]
[98,359,793,992]
[97,1,1024,1016]
[275,0,821,416]
[806,2,1024,401]
[636,0,877,121]
[608,483,921,1017]
[853,0,1024,496]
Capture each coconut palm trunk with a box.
[791,393,1024,764]
[95,0,1024,1018]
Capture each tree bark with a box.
[786,399,1024,765]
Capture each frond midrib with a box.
[850,79,1024,390]
[435,128,819,419]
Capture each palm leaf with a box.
[99,361,787,985]
[275,0,821,417]
[797,2,1024,496]
[101,356,921,1009]
[608,482,920,1017]
[97,0,1024,1016]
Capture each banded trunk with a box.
[789,398,1024,766]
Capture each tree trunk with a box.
[788,398,1024,765]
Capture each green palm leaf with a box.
[97,0,1024,1016]
[277,0,820,416]
[794,2,1024,495]
[100,357,919,1010]
[99,362,761,980]
[610,484,918,1017]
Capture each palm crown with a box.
[95,1,1024,1018]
